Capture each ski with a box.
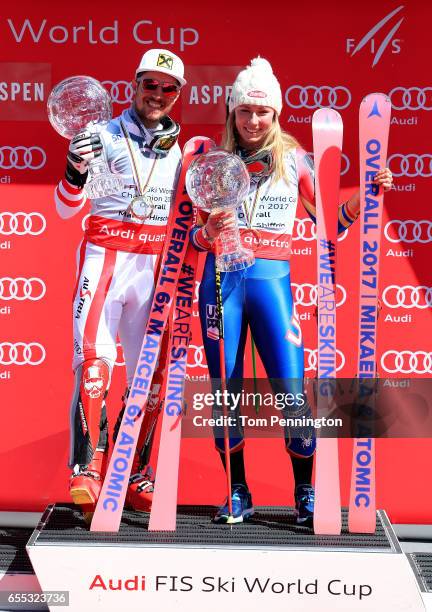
[147,245,202,530]
[90,136,213,532]
[348,93,391,534]
[312,108,343,535]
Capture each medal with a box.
[128,195,154,221]
[240,177,265,250]
[120,118,159,225]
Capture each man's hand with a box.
[65,130,103,187]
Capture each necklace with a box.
[240,177,264,251]
[120,118,159,222]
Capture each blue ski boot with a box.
[295,484,315,527]
[213,484,254,524]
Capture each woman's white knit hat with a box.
[228,57,282,115]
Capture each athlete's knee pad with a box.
[69,358,110,467]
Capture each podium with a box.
[25,504,426,611]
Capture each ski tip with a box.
[182,136,215,156]
[312,108,343,132]
[361,92,390,103]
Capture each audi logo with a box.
[0,212,46,236]
[292,283,346,307]
[382,285,432,309]
[388,87,432,111]
[304,348,345,372]
[0,342,46,366]
[285,85,352,110]
[102,80,134,105]
[188,344,207,369]
[387,154,432,178]
[0,146,46,170]
[385,220,432,244]
[381,350,432,374]
[0,278,46,301]
[293,218,348,242]
[308,151,350,176]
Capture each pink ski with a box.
[90,137,212,532]
[148,140,213,530]
[312,108,343,535]
[349,94,391,533]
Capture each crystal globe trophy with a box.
[186,149,254,272]
[47,75,123,199]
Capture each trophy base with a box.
[84,175,123,200]
[216,248,255,272]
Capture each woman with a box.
[190,57,392,526]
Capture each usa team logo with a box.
[205,304,219,340]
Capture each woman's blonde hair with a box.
[221,110,300,183]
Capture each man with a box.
[54,48,186,519]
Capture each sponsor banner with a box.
[0,63,51,121]
[28,543,425,611]
[181,65,241,124]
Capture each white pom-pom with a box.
[250,57,273,73]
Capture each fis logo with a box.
[346,5,404,67]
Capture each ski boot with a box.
[69,449,108,523]
[294,484,315,527]
[213,484,254,524]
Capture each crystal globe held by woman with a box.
[186,149,254,272]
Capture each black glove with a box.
[65,130,103,188]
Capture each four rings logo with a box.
[293,218,348,242]
[0,278,46,301]
[102,81,134,105]
[382,286,432,309]
[384,220,432,244]
[381,350,432,374]
[0,146,46,170]
[292,283,346,307]
[305,348,345,373]
[0,342,46,366]
[389,87,432,111]
[285,85,351,110]
[188,344,207,369]
[0,212,46,236]
[387,154,432,178]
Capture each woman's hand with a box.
[374,167,393,191]
[204,209,237,240]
